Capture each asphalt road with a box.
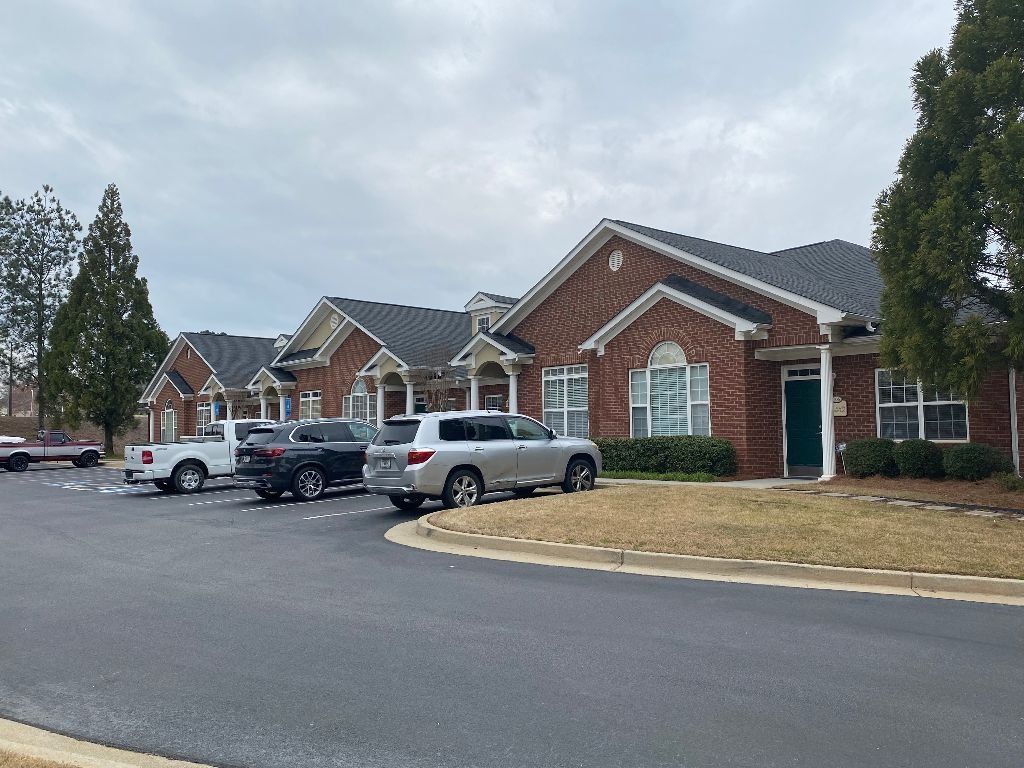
[0,464,1022,768]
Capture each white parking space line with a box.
[147,488,238,500]
[237,494,376,513]
[302,505,394,520]
[187,496,255,506]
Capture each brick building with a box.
[141,218,1022,479]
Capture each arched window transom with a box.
[649,341,687,368]
[343,378,377,424]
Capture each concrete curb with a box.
[415,515,1024,602]
[0,717,211,767]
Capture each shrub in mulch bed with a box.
[842,437,898,478]
[893,438,945,478]
[594,436,738,476]
[943,443,1014,481]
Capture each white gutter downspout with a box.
[1010,367,1020,476]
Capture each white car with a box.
[123,419,272,493]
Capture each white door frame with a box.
[780,363,821,479]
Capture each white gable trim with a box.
[579,282,773,355]
[245,366,296,391]
[140,335,215,402]
[357,347,409,377]
[450,333,535,367]
[151,372,194,400]
[464,292,515,312]
[492,219,854,335]
[198,374,226,396]
[274,297,385,367]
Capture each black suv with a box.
[233,419,378,501]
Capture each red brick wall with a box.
[147,343,215,440]
[288,329,381,418]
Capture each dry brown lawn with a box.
[0,750,77,768]
[820,476,1024,510]
[433,485,1024,579]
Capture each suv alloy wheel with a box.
[443,469,481,509]
[293,466,326,501]
[562,458,595,493]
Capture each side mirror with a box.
[548,429,557,440]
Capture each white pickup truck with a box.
[123,419,273,493]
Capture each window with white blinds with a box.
[542,365,589,437]
[342,379,376,423]
[629,342,710,437]
[195,402,212,435]
[299,391,322,420]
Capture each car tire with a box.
[389,494,425,511]
[172,462,205,493]
[561,458,595,493]
[292,466,326,501]
[154,480,174,492]
[77,451,100,468]
[512,487,537,498]
[255,489,284,500]
[8,454,29,472]
[442,469,482,509]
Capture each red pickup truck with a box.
[0,430,105,472]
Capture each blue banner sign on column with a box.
[212,401,220,420]
[284,397,292,419]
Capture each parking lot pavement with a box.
[1,463,1023,768]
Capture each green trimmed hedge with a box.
[594,436,737,477]
[893,438,945,478]
[943,443,1014,481]
[842,438,898,478]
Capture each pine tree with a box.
[45,184,169,451]
[1,185,80,428]
[872,0,1024,398]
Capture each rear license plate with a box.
[240,455,250,463]
[378,458,392,470]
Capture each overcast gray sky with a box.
[1,0,956,338]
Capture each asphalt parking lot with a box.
[1,463,1023,768]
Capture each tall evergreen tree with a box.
[46,184,169,451]
[872,0,1024,398]
[1,185,80,428]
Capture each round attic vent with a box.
[608,249,623,272]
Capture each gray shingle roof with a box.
[165,370,194,395]
[480,292,518,305]
[661,274,773,325]
[614,221,881,319]
[770,240,882,319]
[484,331,535,355]
[327,297,472,367]
[182,332,279,389]
[275,349,319,365]
[266,366,297,383]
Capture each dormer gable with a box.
[464,291,517,336]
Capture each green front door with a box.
[785,379,822,475]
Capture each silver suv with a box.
[363,410,602,510]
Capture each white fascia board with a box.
[141,335,187,401]
[272,297,336,364]
[246,366,293,390]
[579,283,771,355]
[491,219,615,334]
[198,374,224,395]
[449,332,520,366]
[494,218,852,334]
[753,336,881,361]
[357,347,408,377]
[314,318,356,361]
[464,293,513,312]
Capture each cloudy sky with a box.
[1,0,956,338]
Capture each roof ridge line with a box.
[613,219,770,257]
[183,331,278,341]
[328,295,467,316]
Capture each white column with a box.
[405,382,415,415]
[508,372,518,414]
[470,376,480,410]
[148,408,155,441]
[279,394,287,420]
[1009,367,1020,475]
[226,400,233,421]
[376,385,386,427]
[819,346,836,480]
[259,396,268,420]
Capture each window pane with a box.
[566,410,589,438]
[373,420,420,446]
[924,403,968,440]
[650,341,686,367]
[879,405,919,439]
[878,370,918,405]
[650,366,687,436]
[320,422,353,442]
[691,403,711,436]
[631,406,649,438]
[689,364,709,402]
[630,370,647,406]
[567,375,588,409]
[543,411,565,435]
[543,378,564,409]
[348,423,377,441]
[467,416,512,441]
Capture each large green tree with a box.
[0,185,80,428]
[45,183,168,451]
[872,0,1024,398]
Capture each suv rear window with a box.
[438,418,466,441]
[373,420,420,446]
[244,428,279,445]
[235,422,268,441]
